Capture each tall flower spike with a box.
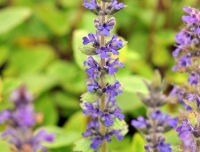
[0,85,55,151]
[170,6,200,152]
[74,0,127,152]
[132,71,178,152]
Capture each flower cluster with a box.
[132,72,178,152]
[171,6,200,152]
[79,0,127,151]
[0,85,55,151]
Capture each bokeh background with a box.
[0,0,198,151]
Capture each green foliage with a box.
[0,7,31,35]
[34,4,70,35]
[80,91,102,102]
[64,111,87,134]
[35,93,58,125]
[110,119,128,136]
[0,140,10,152]
[73,138,94,152]
[73,30,88,69]
[131,133,146,152]
[0,0,195,151]
[116,76,148,113]
[165,129,180,146]
[183,99,197,112]
[101,73,116,85]
[38,126,80,148]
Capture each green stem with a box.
[100,1,107,152]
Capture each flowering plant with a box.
[74,0,128,152]
[132,71,178,152]
[0,85,55,152]
[171,6,200,152]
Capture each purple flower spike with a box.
[87,80,100,92]
[172,48,181,57]
[10,85,33,107]
[132,116,148,129]
[194,25,200,38]
[176,120,194,149]
[183,6,192,13]
[14,106,35,127]
[107,0,125,11]
[85,56,100,79]
[179,54,192,67]
[113,107,124,120]
[105,58,124,75]
[165,116,178,129]
[83,0,100,12]
[188,71,199,85]
[83,102,101,118]
[0,110,11,124]
[90,136,103,150]
[96,47,110,58]
[83,33,98,45]
[97,23,113,36]
[80,0,127,150]
[106,81,122,97]
[1,85,55,151]
[182,15,198,25]
[101,112,114,126]
[157,141,172,152]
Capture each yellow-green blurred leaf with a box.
[34,4,69,35]
[0,140,10,152]
[4,46,56,77]
[36,126,80,148]
[0,47,9,67]
[0,7,31,35]
[131,133,146,152]
[35,93,58,125]
[64,111,87,134]
[73,138,93,152]
[73,30,88,69]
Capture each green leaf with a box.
[183,99,197,112]
[116,76,148,113]
[165,129,180,146]
[79,46,98,55]
[0,140,10,152]
[80,92,102,103]
[107,137,132,152]
[64,111,87,134]
[2,78,21,95]
[0,7,31,35]
[119,76,149,94]
[34,4,70,35]
[22,74,57,97]
[101,73,116,85]
[110,119,128,136]
[35,93,58,125]
[152,70,161,88]
[53,91,79,110]
[131,133,146,152]
[37,126,80,148]
[73,138,94,152]
[0,78,2,103]
[4,46,56,77]
[73,30,88,69]
[171,146,182,152]
[47,61,86,94]
[49,146,73,152]
[188,111,198,126]
[59,0,82,8]
[0,47,9,67]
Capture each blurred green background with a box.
[0,0,198,151]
